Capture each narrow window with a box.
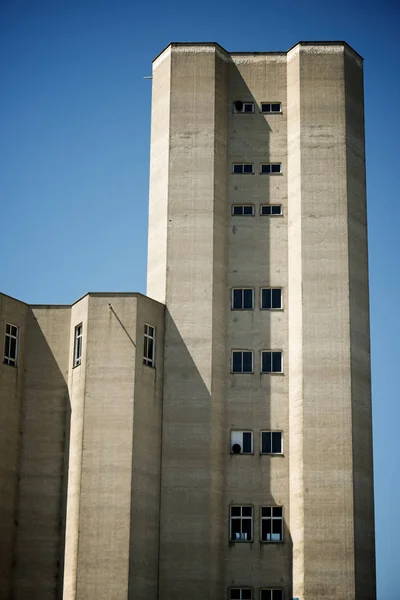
[3,323,19,367]
[143,324,156,367]
[230,506,253,542]
[261,431,283,455]
[230,589,252,599]
[261,506,284,542]
[261,351,283,374]
[232,351,253,373]
[260,589,284,600]
[260,163,281,174]
[233,100,255,114]
[232,205,255,216]
[73,324,83,367]
[231,431,253,454]
[261,288,282,310]
[261,205,282,216]
[261,102,282,113]
[232,288,254,310]
[233,164,254,174]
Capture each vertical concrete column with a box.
[62,297,89,600]
[0,296,28,600]
[150,44,229,600]
[287,43,375,599]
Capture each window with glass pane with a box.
[230,588,252,599]
[261,288,282,310]
[143,324,156,367]
[232,351,253,373]
[261,431,283,454]
[231,431,253,454]
[232,288,254,310]
[73,324,83,367]
[261,351,282,373]
[261,103,282,113]
[261,506,283,542]
[260,164,281,174]
[233,164,254,174]
[230,506,253,541]
[3,323,19,366]
[261,205,282,216]
[232,205,255,216]
[260,590,284,600]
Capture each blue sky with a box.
[1,0,398,596]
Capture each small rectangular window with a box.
[233,101,255,114]
[73,324,83,367]
[233,164,254,174]
[260,589,284,600]
[232,351,253,373]
[3,323,19,367]
[232,288,254,310]
[230,506,253,542]
[261,431,283,455]
[232,205,254,216]
[261,288,282,310]
[143,324,156,367]
[261,351,283,374]
[230,589,252,600]
[260,163,281,174]
[261,103,282,113]
[261,205,282,216]
[231,431,253,454]
[261,506,284,542]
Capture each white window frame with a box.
[260,506,284,543]
[231,350,254,374]
[260,431,283,455]
[260,163,282,174]
[143,323,156,368]
[233,101,255,114]
[3,323,19,367]
[260,288,282,310]
[230,505,253,542]
[261,350,283,374]
[232,205,255,216]
[260,102,282,114]
[261,205,282,216]
[260,589,284,600]
[73,323,83,367]
[232,163,254,174]
[229,588,253,600]
[230,431,253,454]
[232,288,254,311]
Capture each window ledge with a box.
[3,361,17,368]
[260,453,285,457]
[260,540,284,544]
[230,452,254,456]
[231,371,254,375]
[261,372,284,376]
[260,308,284,311]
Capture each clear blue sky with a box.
[1,1,398,597]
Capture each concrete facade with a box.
[0,40,374,600]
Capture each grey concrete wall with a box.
[130,294,164,599]
[61,293,164,600]
[344,51,376,598]
[13,305,71,600]
[147,48,171,303]
[62,295,89,600]
[153,45,229,600]
[0,294,28,600]
[287,43,375,599]
[225,54,291,596]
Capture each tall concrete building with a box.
[0,41,375,600]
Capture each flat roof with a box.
[153,40,363,63]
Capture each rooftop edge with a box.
[152,40,363,63]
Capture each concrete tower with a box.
[147,41,375,600]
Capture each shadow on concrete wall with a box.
[226,62,293,599]
[12,309,70,600]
